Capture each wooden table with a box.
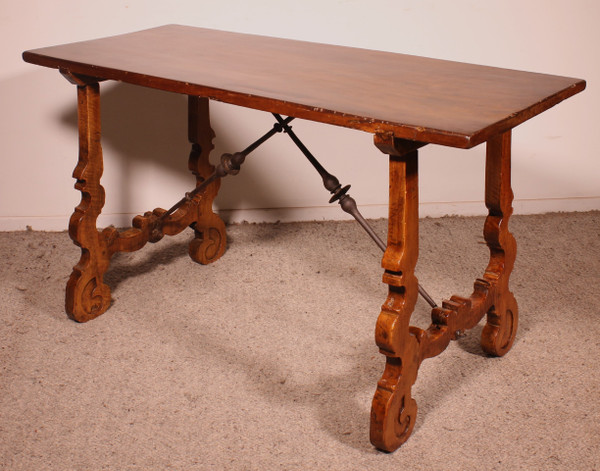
[23,25,585,452]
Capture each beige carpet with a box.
[1,212,599,470]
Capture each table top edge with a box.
[22,25,587,149]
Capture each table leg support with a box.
[65,81,111,322]
[369,132,518,452]
[187,96,226,264]
[63,80,228,321]
[370,135,421,452]
[479,131,519,356]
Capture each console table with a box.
[23,25,585,452]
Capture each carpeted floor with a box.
[1,212,599,470]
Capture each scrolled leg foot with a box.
[189,217,227,265]
[370,357,418,452]
[481,291,518,357]
[66,267,111,322]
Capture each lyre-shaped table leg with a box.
[480,131,519,356]
[64,85,228,322]
[369,131,519,452]
[65,80,112,322]
[370,135,422,452]
[186,96,226,264]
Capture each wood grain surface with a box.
[23,25,585,148]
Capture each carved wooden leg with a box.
[480,131,519,356]
[62,86,227,321]
[369,132,519,452]
[370,135,423,452]
[187,96,227,264]
[65,81,112,322]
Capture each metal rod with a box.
[417,281,438,310]
[273,113,438,309]
[160,171,218,220]
[273,113,342,196]
[241,116,294,156]
[160,117,294,221]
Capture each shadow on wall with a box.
[58,82,277,223]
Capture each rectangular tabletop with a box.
[23,25,585,148]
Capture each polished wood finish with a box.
[187,96,227,264]
[23,26,585,451]
[371,132,518,451]
[24,25,584,148]
[371,135,421,450]
[65,78,111,321]
[64,75,225,322]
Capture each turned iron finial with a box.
[272,112,438,309]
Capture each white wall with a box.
[1,0,597,231]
